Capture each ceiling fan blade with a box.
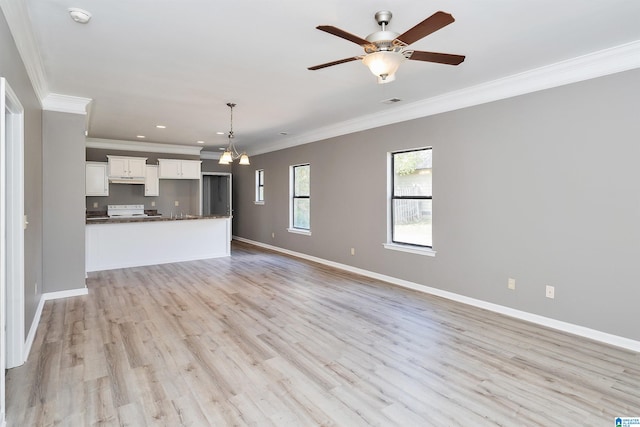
[308,56,361,71]
[316,25,373,47]
[408,50,465,65]
[396,11,455,45]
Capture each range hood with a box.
[109,177,145,184]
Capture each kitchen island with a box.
[86,215,231,272]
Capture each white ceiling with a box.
[17,0,640,155]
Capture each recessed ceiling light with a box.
[196,140,205,144]
[68,8,92,24]
[156,125,166,129]
[136,135,146,139]
[216,131,225,135]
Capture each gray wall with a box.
[232,68,640,342]
[201,158,232,173]
[43,111,86,293]
[0,10,44,336]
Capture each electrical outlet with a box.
[545,285,555,299]
[93,202,98,208]
[271,232,275,238]
[350,247,355,256]
[508,278,516,290]
[151,201,156,207]
[174,201,179,207]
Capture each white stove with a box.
[107,204,148,219]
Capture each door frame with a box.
[199,172,232,216]
[2,77,26,376]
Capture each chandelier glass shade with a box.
[219,103,250,165]
[362,50,405,84]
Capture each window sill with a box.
[287,228,311,236]
[383,243,436,257]
[254,201,265,205]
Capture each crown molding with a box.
[3,1,638,157]
[86,138,203,156]
[42,93,92,114]
[0,0,49,103]
[251,40,640,156]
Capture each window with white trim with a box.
[390,148,432,248]
[255,169,264,204]
[289,164,310,232]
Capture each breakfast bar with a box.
[85,215,231,272]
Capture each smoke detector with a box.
[68,8,92,24]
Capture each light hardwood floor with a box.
[7,241,640,426]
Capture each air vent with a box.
[381,97,402,104]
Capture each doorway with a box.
[0,78,6,426]
[1,77,26,426]
[201,173,231,216]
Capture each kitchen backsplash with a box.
[86,179,199,217]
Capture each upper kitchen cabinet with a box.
[107,155,147,179]
[86,162,109,196]
[158,159,201,179]
[144,165,159,197]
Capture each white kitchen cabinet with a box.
[107,155,147,178]
[86,162,109,196]
[157,159,181,178]
[145,165,159,196]
[180,160,201,179]
[158,159,201,179]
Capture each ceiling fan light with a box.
[219,150,233,164]
[362,51,404,83]
[239,153,250,165]
[377,73,396,84]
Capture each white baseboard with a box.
[42,287,89,301]
[233,236,640,353]
[24,287,89,361]
[24,296,46,363]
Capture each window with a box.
[255,169,264,204]
[289,164,310,233]
[389,148,433,250]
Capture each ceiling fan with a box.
[308,10,465,84]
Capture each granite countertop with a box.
[86,215,231,224]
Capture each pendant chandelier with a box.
[219,102,250,165]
